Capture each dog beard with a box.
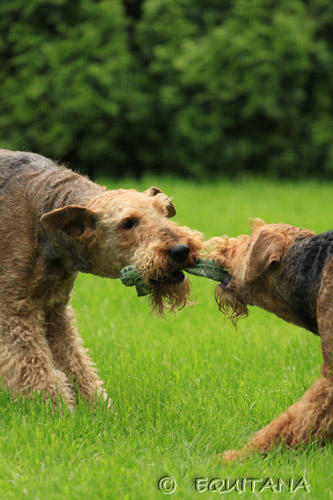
[149,277,192,316]
[215,283,248,326]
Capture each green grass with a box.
[1,177,332,499]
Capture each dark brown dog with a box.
[206,219,333,460]
[0,150,203,409]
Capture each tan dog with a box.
[206,219,333,460]
[0,150,203,409]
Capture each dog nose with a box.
[168,244,190,263]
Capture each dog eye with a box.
[121,218,137,230]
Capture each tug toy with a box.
[119,258,229,296]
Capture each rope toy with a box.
[120,258,229,296]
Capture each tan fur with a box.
[0,151,203,409]
[149,278,192,316]
[205,219,333,460]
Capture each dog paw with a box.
[221,449,243,463]
[102,392,115,412]
[94,389,116,413]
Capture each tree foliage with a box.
[0,0,143,176]
[0,0,332,178]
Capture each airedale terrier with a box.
[206,219,333,460]
[0,150,202,409]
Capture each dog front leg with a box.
[46,305,111,407]
[223,375,333,462]
[317,260,333,373]
[223,262,333,462]
[0,310,73,409]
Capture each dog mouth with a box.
[150,269,185,286]
[219,276,231,288]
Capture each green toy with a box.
[184,258,228,281]
[119,265,151,297]
[119,258,229,297]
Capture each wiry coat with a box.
[206,219,333,460]
[0,150,202,408]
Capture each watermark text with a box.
[194,477,310,494]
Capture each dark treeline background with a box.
[0,0,332,179]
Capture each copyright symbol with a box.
[158,476,177,494]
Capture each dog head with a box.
[206,219,314,324]
[41,186,203,314]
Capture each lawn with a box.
[0,177,332,499]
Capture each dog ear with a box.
[246,230,287,282]
[144,186,176,218]
[40,205,97,238]
[144,186,163,197]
